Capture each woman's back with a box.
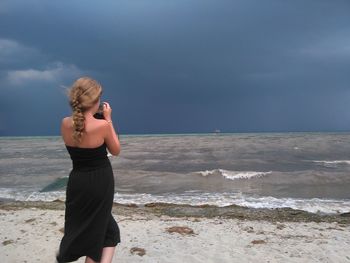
[61,115,120,155]
[61,116,105,147]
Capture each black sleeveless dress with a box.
[56,142,121,262]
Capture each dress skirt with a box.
[56,160,121,262]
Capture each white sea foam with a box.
[115,193,350,214]
[196,169,272,180]
[1,187,349,214]
[0,188,66,202]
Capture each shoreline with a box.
[1,200,350,224]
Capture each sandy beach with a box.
[0,201,349,263]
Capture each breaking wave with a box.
[312,160,350,167]
[196,169,272,180]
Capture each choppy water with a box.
[1,133,350,214]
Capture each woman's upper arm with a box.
[60,117,68,137]
[61,117,72,144]
[102,121,121,156]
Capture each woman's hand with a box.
[102,101,112,121]
[102,101,121,156]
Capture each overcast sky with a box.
[0,0,350,136]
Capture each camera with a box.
[93,102,105,120]
[93,102,120,139]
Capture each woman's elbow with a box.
[110,146,121,156]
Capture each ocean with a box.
[1,133,350,214]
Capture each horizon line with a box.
[1,130,350,138]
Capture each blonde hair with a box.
[67,77,102,143]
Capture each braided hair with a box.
[68,77,102,143]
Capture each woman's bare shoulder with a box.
[96,118,109,127]
[86,118,109,134]
[61,116,73,128]
[93,119,110,134]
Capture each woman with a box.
[56,77,121,263]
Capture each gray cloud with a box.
[0,0,350,135]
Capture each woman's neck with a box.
[83,111,95,119]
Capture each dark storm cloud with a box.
[0,0,350,135]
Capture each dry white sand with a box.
[1,207,350,263]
